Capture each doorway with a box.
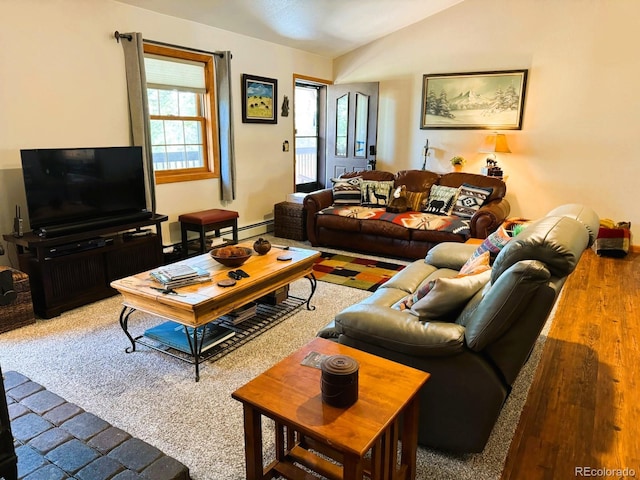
[294,81,323,192]
[325,82,379,188]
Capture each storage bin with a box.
[274,202,306,241]
[0,266,36,334]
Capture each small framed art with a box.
[241,74,278,124]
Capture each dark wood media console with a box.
[3,214,167,318]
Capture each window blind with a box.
[144,54,206,93]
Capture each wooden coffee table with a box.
[232,337,430,480]
[110,243,320,380]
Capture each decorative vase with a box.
[453,164,463,172]
[253,238,272,255]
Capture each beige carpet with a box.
[0,245,554,479]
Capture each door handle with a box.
[369,145,376,156]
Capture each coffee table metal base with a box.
[118,278,316,381]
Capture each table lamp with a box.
[479,133,511,177]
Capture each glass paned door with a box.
[326,82,379,186]
[295,84,319,191]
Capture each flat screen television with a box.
[20,146,151,237]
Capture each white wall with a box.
[334,0,640,244]
[0,0,332,266]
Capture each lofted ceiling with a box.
[115,0,463,58]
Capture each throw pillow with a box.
[391,279,436,311]
[423,185,459,215]
[405,191,428,212]
[361,180,395,206]
[452,183,494,218]
[461,223,513,271]
[410,269,491,320]
[331,176,362,205]
[458,250,491,276]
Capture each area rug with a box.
[312,252,405,292]
[0,278,553,479]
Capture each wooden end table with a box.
[232,337,429,480]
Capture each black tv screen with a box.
[20,146,150,235]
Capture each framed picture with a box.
[420,69,528,130]
[241,74,277,124]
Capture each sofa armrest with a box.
[303,188,334,245]
[470,198,511,238]
[335,304,465,356]
[425,242,479,270]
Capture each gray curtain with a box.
[214,51,236,201]
[120,32,156,214]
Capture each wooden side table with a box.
[232,337,429,480]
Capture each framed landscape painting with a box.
[242,74,277,124]
[420,69,528,130]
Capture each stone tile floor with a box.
[4,371,189,480]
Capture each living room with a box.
[1,0,638,479]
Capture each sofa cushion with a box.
[462,260,551,351]
[410,269,492,320]
[545,203,600,247]
[342,170,395,181]
[331,176,362,205]
[492,215,591,280]
[361,180,394,206]
[423,185,459,215]
[439,172,506,202]
[334,304,466,356]
[394,169,440,192]
[452,183,494,219]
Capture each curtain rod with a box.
[113,31,228,58]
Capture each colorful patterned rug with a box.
[313,252,406,292]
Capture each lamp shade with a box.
[479,133,511,154]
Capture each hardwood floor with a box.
[501,249,640,479]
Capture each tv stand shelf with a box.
[3,214,168,318]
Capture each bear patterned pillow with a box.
[423,185,459,215]
[452,183,494,218]
[331,176,362,205]
[361,180,395,206]
[410,269,491,320]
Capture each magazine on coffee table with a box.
[150,265,211,289]
[144,321,235,354]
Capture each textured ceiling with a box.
[115,0,462,58]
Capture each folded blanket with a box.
[319,206,471,236]
[595,226,630,257]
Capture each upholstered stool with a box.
[178,209,239,257]
[0,266,36,334]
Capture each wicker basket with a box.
[0,267,36,334]
[274,202,307,241]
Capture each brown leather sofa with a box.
[304,169,510,259]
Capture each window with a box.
[143,44,219,184]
